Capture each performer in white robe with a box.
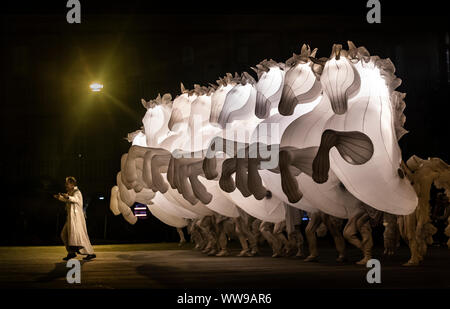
[54,176,96,261]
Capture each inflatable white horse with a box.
[111,41,420,265]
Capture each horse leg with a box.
[288,224,305,258]
[403,213,421,266]
[323,213,347,263]
[197,217,210,254]
[192,220,207,250]
[245,221,259,256]
[343,210,363,250]
[200,216,217,255]
[216,219,231,257]
[236,221,252,257]
[238,212,259,256]
[304,212,322,262]
[383,213,398,256]
[234,216,254,257]
[415,206,437,262]
[356,213,372,265]
[251,218,264,250]
[294,224,305,257]
[177,228,186,246]
[273,221,288,256]
[259,221,282,257]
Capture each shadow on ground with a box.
[128,244,450,289]
[0,242,448,289]
[34,260,92,283]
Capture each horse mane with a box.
[193,84,214,96]
[251,59,285,80]
[285,44,318,68]
[180,83,197,97]
[372,53,408,141]
[216,73,234,87]
[141,93,173,109]
[344,41,408,141]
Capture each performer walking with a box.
[54,176,96,261]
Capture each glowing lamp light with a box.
[90,83,103,92]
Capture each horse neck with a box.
[188,96,212,129]
[147,106,171,146]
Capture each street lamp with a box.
[90,82,103,92]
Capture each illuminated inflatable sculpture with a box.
[109,41,450,266]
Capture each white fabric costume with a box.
[61,186,95,255]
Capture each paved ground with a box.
[0,242,449,289]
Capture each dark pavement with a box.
[0,242,449,289]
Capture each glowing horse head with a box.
[209,73,236,126]
[168,83,197,132]
[278,44,322,116]
[180,84,219,152]
[252,59,285,119]
[314,41,418,215]
[218,72,258,128]
[215,72,262,144]
[188,84,214,128]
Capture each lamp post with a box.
[89,82,103,92]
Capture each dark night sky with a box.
[0,0,448,244]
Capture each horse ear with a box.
[141,99,149,109]
[406,155,424,171]
[162,93,172,104]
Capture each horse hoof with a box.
[403,260,420,267]
[216,250,230,257]
[336,256,347,263]
[304,255,319,262]
[250,250,259,256]
[356,257,371,265]
[237,250,252,257]
[207,249,218,256]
